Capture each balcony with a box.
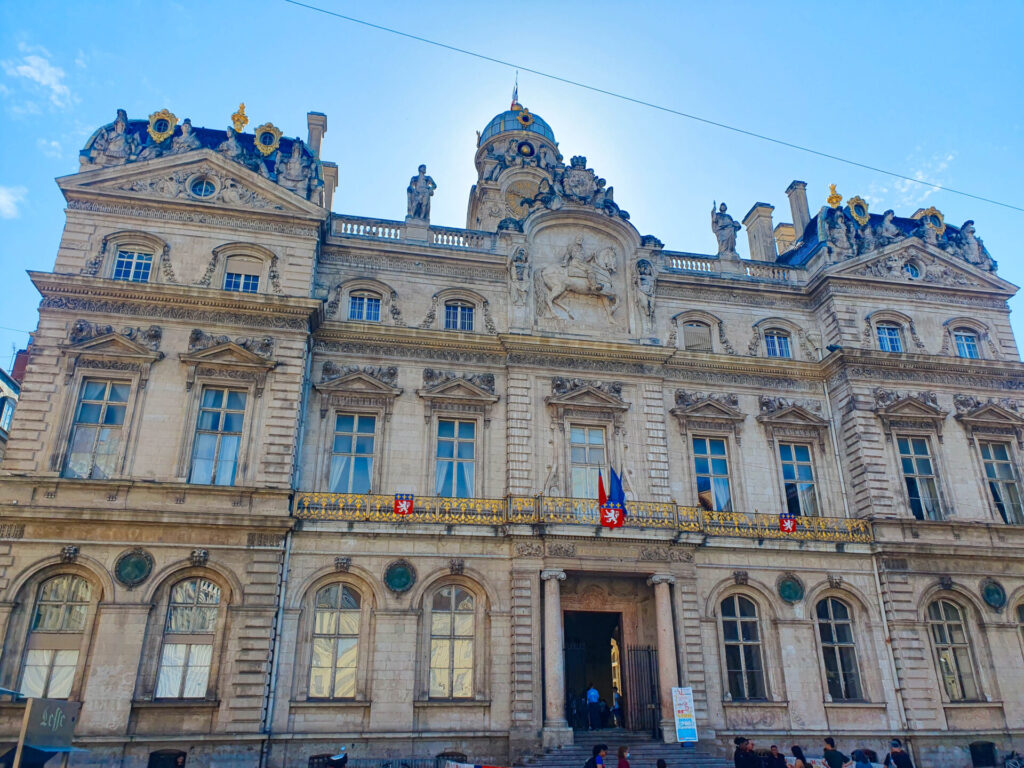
[293,493,872,543]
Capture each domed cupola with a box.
[468,95,563,232]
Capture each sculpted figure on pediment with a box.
[277,139,314,198]
[217,127,247,163]
[167,118,201,156]
[85,108,139,167]
[947,220,996,272]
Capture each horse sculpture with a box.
[535,245,619,321]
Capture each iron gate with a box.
[625,645,660,738]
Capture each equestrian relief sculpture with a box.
[534,235,619,321]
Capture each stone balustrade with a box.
[294,492,872,542]
[744,261,796,281]
[430,226,496,251]
[663,252,716,273]
[331,214,404,240]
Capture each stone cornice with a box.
[31,271,321,331]
[823,348,1024,390]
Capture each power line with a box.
[0,324,31,336]
[282,0,1024,214]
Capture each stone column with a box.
[649,574,679,741]
[541,569,572,747]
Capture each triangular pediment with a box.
[179,341,274,369]
[829,241,1016,293]
[876,397,946,418]
[956,402,1024,426]
[316,371,401,396]
[59,149,326,218]
[545,385,629,411]
[671,399,745,422]
[63,332,160,360]
[757,404,828,427]
[418,377,499,403]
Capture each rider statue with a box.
[560,234,602,292]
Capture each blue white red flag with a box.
[609,468,627,517]
[394,494,414,515]
[597,469,608,507]
[600,467,627,528]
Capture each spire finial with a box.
[511,72,521,111]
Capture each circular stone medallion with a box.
[777,575,805,604]
[383,559,417,594]
[981,579,1007,611]
[114,547,154,588]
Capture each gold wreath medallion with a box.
[253,122,283,156]
[912,206,946,236]
[147,109,178,143]
[847,195,869,226]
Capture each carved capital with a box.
[647,574,676,586]
[540,569,567,581]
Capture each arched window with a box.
[429,585,475,699]
[816,597,862,700]
[309,584,362,699]
[223,255,261,293]
[444,301,474,331]
[682,321,712,352]
[348,291,382,322]
[1017,603,1024,645]
[927,599,979,701]
[763,330,791,358]
[954,328,981,359]
[720,594,765,700]
[876,323,904,353]
[20,574,91,698]
[156,578,221,699]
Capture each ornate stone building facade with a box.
[1,100,1023,768]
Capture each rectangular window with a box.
[682,322,712,352]
[877,325,903,353]
[779,442,818,516]
[189,388,247,486]
[348,295,381,322]
[20,649,78,699]
[980,441,1024,525]
[444,303,474,331]
[898,436,942,520]
[155,643,212,699]
[64,379,129,479]
[435,419,475,498]
[570,425,606,499]
[112,249,153,283]
[955,332,980,359]
[693,436,732,511]
[224,273,260,293]
[764,333,791,358]
[330,413,376,494]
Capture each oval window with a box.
[154,119,169,133]
[260,132,275,146]
[903,262,920,279]
[191,178,216,198]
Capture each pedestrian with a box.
[612,686,623,728]
[852,751,871,768]
[791,746,811,768]
[584,745,607,768]
[734,737,749,768]
[823,738,851,768]
[765,746,787,768]
[617,745,630,768]
[883,741,913,768]
[586,683,601,731]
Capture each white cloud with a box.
[1,44,71,108]
[36,138,62,158]
[0,186,27,219]
[865,151,956,212]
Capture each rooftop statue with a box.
[277,139,314,198]
[948,220,996,271]
[407,164,437,220]
[83,108,138,167]
[168,118,201,156]
[217,127,246,163]
[711,202,741,258]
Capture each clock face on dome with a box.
[504,180,538,219]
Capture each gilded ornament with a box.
[516,109,534,127]
[912,205,946,236]
[847,195,870,226]
[147,109,178,144]
[253,122,283,156]
[826,184,843,209]
[232,103,249,133]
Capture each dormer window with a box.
[876,323,903,353]
[682,322,712,352]
[954,329,980,359]
[112,249,154,283]
[444,301,474,332]
[764,330,791,358]
[349,292,382,322]
[223,256,260,294]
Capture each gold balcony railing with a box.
[294,492,873,543]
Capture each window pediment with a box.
[314,367,403,419]
[873,389,947,440]
[954,398,1024,447]
[61,327,164,387]
[417,371,499,424]
[179,342,276,396]
[757,402,829,448]
[545,385,629,411]
[545,379,629,426]
[671,391,745,440]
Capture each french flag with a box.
[599,468,627,528]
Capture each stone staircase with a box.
[516,729,729,768]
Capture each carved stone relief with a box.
[188,329,274,358]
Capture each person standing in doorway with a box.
[883,741,914,768]
[617,745,630,768]
[611,687,623,728]
[586,683,601,730]
[823,738,851,768]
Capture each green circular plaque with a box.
[383,559,416,594]
[777,575,805,604]
[981,579,1006,612]
[114,548,154,588]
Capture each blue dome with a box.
[480,109,556,144]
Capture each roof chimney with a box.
[307,112,327,157]
[786,180,810,239]
[743,203,777,262]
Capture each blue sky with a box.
[2,0,1023,370]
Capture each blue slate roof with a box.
[480,110,556,144]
